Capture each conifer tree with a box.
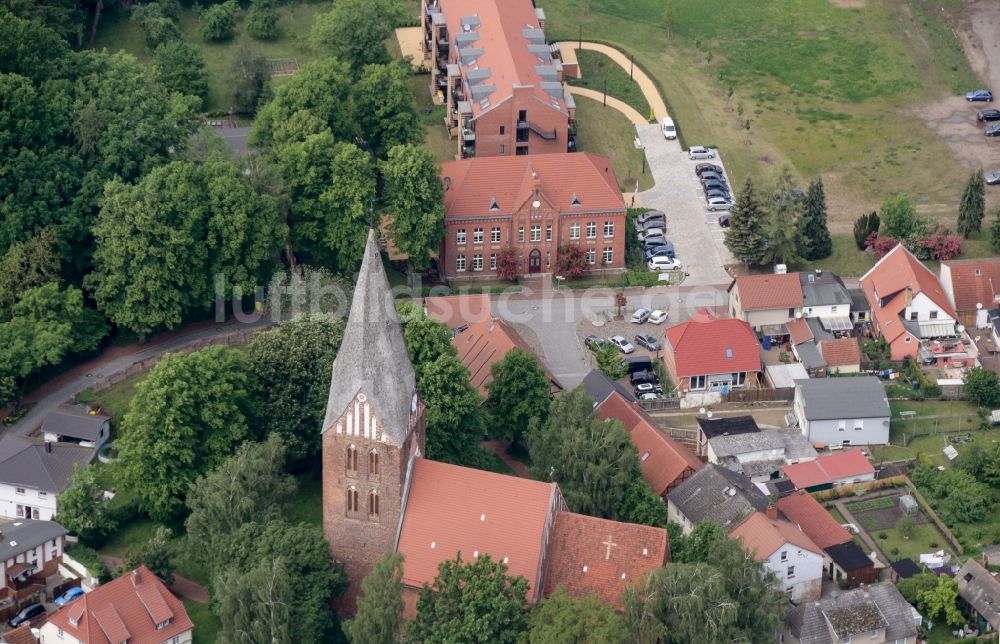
[958,169,986,239]
[724,177,768,266]
[799,177,832,260]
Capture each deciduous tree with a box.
[880,194,924,240]
[556,244,588,278]
[669,521,726,564]
[964,366,1000,408]
[343,552,405,644]
[151,40,209,106]
[0,228,60,317]
[246,0,279,41]
[55,464,117,546]
[799,177,832,260]
[381,144,446,273]
[918,575,963,627]
[526,587,625,644]
[215,558,295,644]
[131,2,181,49]
[355,63,421,159]
[595,342,627,380]
[199,0,238,41]
[229,43,271,115]
[724,177,768,265]
[309,0,406,70]
[123,526,175,584]
[496,248,518,281]
[958,169,986,239]
[485,348,551,443]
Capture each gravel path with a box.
[557,41,669,120]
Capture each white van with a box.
[661,117,677,140]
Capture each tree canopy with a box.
[344,552,405,644]
[355,63,422,159]
[309,0,406,70]
[958,170,986,239]
[526,587,625,644]
[55,464,117,546]
[381,144,447,272]
[485,348,551,443]
[799,177,832,260]
[724,177,768,265]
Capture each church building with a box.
[322,231,668,614]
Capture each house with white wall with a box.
[799,271,854,334]
[728,273,803,331]
[729,510,824,603]
[0,520,67,601]
[0,440,92,521]
[41,406,110,451]
[793,377,890,446]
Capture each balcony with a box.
[516,120,557,141]
[462,128,476,142]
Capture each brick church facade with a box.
[322,231,668,614]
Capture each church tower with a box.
[322,230,425,610]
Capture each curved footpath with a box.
[557,41,670,121]
[564,86,648,125]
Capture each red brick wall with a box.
[469,87,569,158]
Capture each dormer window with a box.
[489,198,499,211]
[156,618,171,630]
[571,193,581,207]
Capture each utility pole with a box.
[603,78,607,106]
[630,54,634,79]
[578,25,582,50]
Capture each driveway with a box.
[636,125,734,285]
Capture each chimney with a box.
[131,569,140,586]
[45,442,51,454]
[766,503,778,520]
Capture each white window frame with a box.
[473,228,484,244]
[490,253,497,270]
[456,255,466,272]
[586,248,596,265]
[570,223,580,240]
[491,227,501,244]
[518,227,525,242]
[603,247,613,264]
[530,225,542,242]
[546,224,553,242]
[472,254,483,271]
[456,228,466,245]
[586,222,597,239]
[604,221,614,238]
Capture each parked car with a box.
[608,335,635,354]
[706,196,735,211]
[986,123,1000,137]
[699,172,724,184]
[979,109,1000,122]
[8,603,45,628]
[648,256,682,271]
[585,335,605,352]
[702,180,729,193]
[54,587,85,607]
[644,241,676,259]
[634,333,661,351]
[637,227,665,242]
[631,308,651,324]
[695,163,723,176]
[635,216,666,231]
[688,146,715,160]
[705,189,731,200]
[967,89,994,102]
[642,234,668,248]
[630,369,657,385]
[626,356,653,374]
[661,117,677,140]
[637,210,666,225]
[718,215,731,227]
[634,382,663,395]
[637,391,660,401]
[648,310,669,324]
[987,170,1000,185]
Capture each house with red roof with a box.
[439,153,625,279]
[452,318,561,396]
[662,309,761,395]
[728,273,804,333]
[781,450,875,492]
[595,392,702,498]
[729,510,825,603]
[939,257,1000,328]
[40,566,193,644]
[424,294,492,330]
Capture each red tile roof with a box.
[664,309,761,378]
[396,459,560,603]
[441,153,623,218]
[787,317,814,345]
[596,392,702,496]
[542,511,668,608]
[731,274,804,311]
[2,624,36,644]
[941,258,1000,311]
[781,450,875,489]
[46,566,192,644]
[728,511,823,560]
[819,338,862,367]
[453,318,561,395]
[776,490,853,549]
[424,294,491,329]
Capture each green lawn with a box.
[538,0,976,228]
[184,598,222,644]
[77,374,145,422]
[798,236,875,278]
[99,517,162,561]
[878,520,952,563]
[410,74,454,162]
[573,95,653,192]
[287,473,323,527]
[869,400,993,467]
[568,49,652,119]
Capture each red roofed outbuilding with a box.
[781,450,876,492]
[662,309,761,394]
[453,318,561,396]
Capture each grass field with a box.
[869,399,994,466]
[77,373,144,421]
[411,74,454,162]
[184,598,222,644]
[568,49,652,119]
[574,95,654,191]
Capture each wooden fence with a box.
[639,397,681,411]
[722,388,794,404]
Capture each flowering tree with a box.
[865,231,899,259]
[556,245,588,278]
[915,225,962,261]
[495,248,518,282]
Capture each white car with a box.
[608,335,635,354]
[648,256,682,271]
[661,117,677,140]
[706,196,734,211]
[648,310,669,324]
[638,392,660,401]
[631,308,651,324]
[637,210,666,225]
[637,227,665,242]
[688,146,715,160]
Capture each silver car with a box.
[688,146,715,160]
[706,196,734,211]
[987,171,1000,185]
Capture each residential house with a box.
[784,583,919,644]
[582,369,637,405]
[781,450,876,492]
[0,440,93,521]
[956,558,1000,634]
[860,244,968,362]
[596,392,702,497]
[3,625,37,644]
[818,338,862,374]
[40,566,194,644]
[728,273,803,333]
[421,0,573,159]
[785,317,830,374]
[0,520,67,601]
[729,510,824,603]
[424,294,491,330]
[799,270,854,334]
[706,429,817,483]
[695,415,760,459]
[847,283,871,324]
[793,377,891,446]
[662,309,762,395]
[453,317,562,396]
[439,154,626,278]
[41,406,110,450]
[939,257,1000,328]
[666,464,769,534]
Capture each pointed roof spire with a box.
[322,230,417,444]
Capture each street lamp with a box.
[633,137,646,175]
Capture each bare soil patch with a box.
[829,0,866,8]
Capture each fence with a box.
[810,475,908,501]
[638,397,680,411]
[903,478,964,555]
[722,388,794,404]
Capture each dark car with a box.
[634,333,661,351]
[635,218,666,232]
[8,603,45,628]
[630,369,658,385]
[699,172,724,184]
[705,188,730,200]
[585,335,605,352]
[979,109,1000,122]
[986,123,1000,137]
[625,356,653,375]
[702,180,729,193]
[695,163,723,176]
[644,242,675,260]
[718,215,731,227]
[967,89,994,102]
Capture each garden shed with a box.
[898,494,918,516]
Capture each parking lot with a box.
[636,124,734,286]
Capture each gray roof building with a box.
[581,370,636,405]
[0,440,92,493]
[794,377,890,421]
[848,285,871,315]
[666,464,768,530]
[41,406,109,442]
[957,558,1000,631]
[800,271,852,308]
[0,519,67,562]
[696,415,760,440]
[785,583,919,644]
[710,429,817,462]
[794,341,827,370]
[322,231,418,445]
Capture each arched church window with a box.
[346,445,358,474]
[369,450,380,477]
[346,487,358,512]
[368,490,379,518]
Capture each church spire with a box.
[322,230,417,445]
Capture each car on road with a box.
[648,256,682,271]
[661,117,677,140]
[54,587,85,607]
[608,335,635,354]
[637,227,665,242]
[979,109,1000,122]
[986,123,1000,137]
[8,603,45,628]
[706,196,734,211]
[634,382,663,395]
[688,146,715,160]
[631,308,651,324]
[648,310,669,324]
[967,89,994,102]
[988,171,1000,185]
[695,163,723,176]
[585,335,605,352]
[718,214,731,227]
[637,210,666,225]
[634,333,662,351]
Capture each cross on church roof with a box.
[602,535,617,560]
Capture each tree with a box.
[623,563,736,644]
[151,40,209,105]
[495,248,518,281]
[526,587,625,644]
[964,366,1000,407]
[131,2,181,49]
[200,0,238,41]
[185,435,297,568]
[54,464,117,546]
[709,537,785,641]
[556,244,588,278]
[897,571,938,604]
[669,522,727,564]
[215,558,295,644]
[917,575,963,627]
[0,227,60,317]
[595,342,627,380]
[724,177,768,265]
[247,316,344,461]
[343,552,405,644]
[958,169,986,238]
[990,207,1000,252]
[118,346,255,521]
[355,63,421,159]
[617,476,668,527]
[381,144,446,273]
[761,169,805,267]
[397,302,455,381]
[853,211,880,249]
[799,177,832,260]
[123,526,175,584]
[880,194,924,240]
[246,0,279,40]
[309,0,406,70]
[409,553,528,644]
[485,348,551,443]
[229,43,271,115]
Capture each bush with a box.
[623,270,663,287]
[913,225,962,261]
[246,0,279,40]
[495,249,518,282]
[66,544,112,583]
[200,0,239,41]
[853,211,880,250]
[866,232,899,258]
[556,245,587,279]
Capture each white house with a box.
[0,440,93,521]
[0,520,68,600]
[729,511,824,603]
[793,377,891,446]
[799,271,854,335]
